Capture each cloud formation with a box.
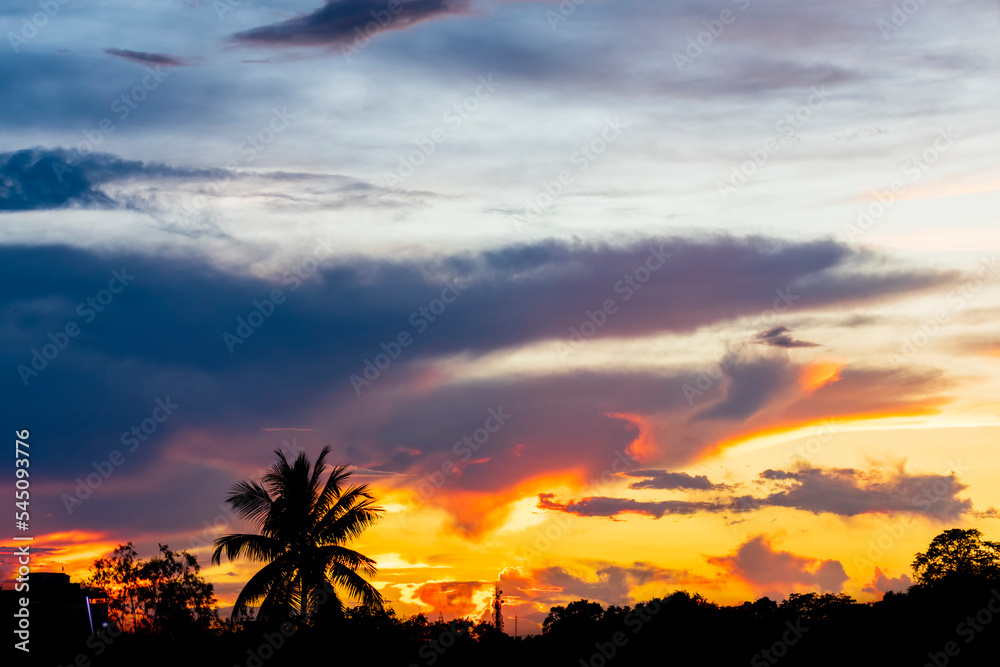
[0,148,222,211]
[624,470,724,491]
[537,493,723,520]
[692,356,792,422]
[754,464,971,520]
[535,459,976,525]
[708,535,848,595]
[408,580,491,619]
[232,0,471,48]
[0,236,959,538]
[105,49,189,67]
[862,567,912,598]
[753,326,820,348]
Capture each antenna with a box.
[493,582,504,633]
[514,614,518,638]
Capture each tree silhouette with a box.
[542,599,603,635]
[138,544,218,636]
[777,592,854,624]
[911,528,1000,587]
[87,543,143,631]
[212,446,384,624]
[86,542,217,636]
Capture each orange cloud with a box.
[407,580,494,620]
[707,408,937,458]
[418,469,588,538]
[698,365,949,460]
[607,413,657,463]
[0,531,118,584]
[800,361,843,393]
[406,411,661,537]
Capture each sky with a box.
[1,0,999,636]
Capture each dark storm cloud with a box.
[105,49,189,67]
[0,148,225,211]
[753,326,819,348]
[2,234,955,376]
[624,470,724,491]
[231,0,471,48]
[0,148,429,219]
[0,235,957,534]
[0,149,114,210]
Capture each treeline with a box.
[24,529,1000,667]
[29,581,1000,667]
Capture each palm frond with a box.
[211,533,283,566]
[225,480,274,526]
[313,465,355,517]
[315,488,384,543]
[307,445,334,502]
[232,556,296,622]
[316,544,379,580]
[328,562,385,610]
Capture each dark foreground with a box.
[14,581,1000,667]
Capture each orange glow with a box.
[1,531,119,584]
[607,412,656,463]
[800,361,844,393]
[394,580,495,620]
[702,407,942,460]
[425,469,588,538]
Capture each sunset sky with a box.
[2,0,1000,636]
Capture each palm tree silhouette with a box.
[212,445,384,623]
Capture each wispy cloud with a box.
[105,49,189,67]
[231,0,472,48]
[753,325,820,348]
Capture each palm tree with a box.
[212,446,384,623]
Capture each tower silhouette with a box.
[493,582,503,632]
